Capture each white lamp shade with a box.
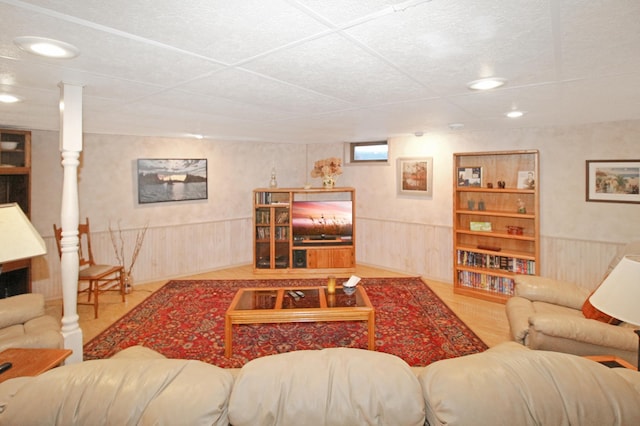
[0,203,46,263]
[589,255,640,326]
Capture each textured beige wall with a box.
[28,120,640,298]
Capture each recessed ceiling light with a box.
[506,110,524,118]
[0,94,22,103]
[448,123,465,130]
[14,36,80,59]
[467,77,507,91]
[414,131,424,137]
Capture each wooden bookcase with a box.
[453,150,539,303]
[253,187,355,273]
[0,129,32,298]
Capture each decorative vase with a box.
[123,273,133,294]
[322,175,335,189]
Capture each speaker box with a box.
[293,250,307,268]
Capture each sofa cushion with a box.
[0,294,45,329]
[110,344,167,359]
[419,342,640,426]
[0,358,233,425]
[228,348,425,426]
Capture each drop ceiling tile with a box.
[344,0,556,94]
[138,89,299,122]
[1,4,223,85]
[242,33,437,104]
[0,57,164,101]
[558,0,640,78]
[18,0,332,63]
[177,68,355,113]
[295,0,414,25]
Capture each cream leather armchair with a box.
[0,293,63,351]
[506,242,640,368]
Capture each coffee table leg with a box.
[368,312,375,351]
[225,314,232,357]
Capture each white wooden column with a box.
[58,82,83,363]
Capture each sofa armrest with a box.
[0,294,46,329]
[505,296,535,344]
[528,313,638,352]
[514,275,590,310]
[419,342,640,426]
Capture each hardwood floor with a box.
[45,264,512,348]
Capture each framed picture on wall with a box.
[137,159,208,204]
[397,157,433,197]
[586,160,640,204]
[457,166,482,187]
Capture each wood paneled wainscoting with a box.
[34,216,627,300]
[358,217,626,291]
[32,218,253,300]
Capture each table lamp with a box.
[0,203,47,284]
[589,255,640,370]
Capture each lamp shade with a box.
[589,255,640,326]
[0,203,46,263]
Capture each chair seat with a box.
[54,218,127,319]
[79,264,123,280]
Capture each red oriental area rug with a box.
[84,277,487,368]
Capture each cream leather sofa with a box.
[506,241,640,368]
[1,342,639,425]
[0,293,62,351]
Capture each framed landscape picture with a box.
[397,157,433,197]
[586,160,640,204]
[137,159,208,204]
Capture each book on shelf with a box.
[456,270,514,295]
[457,250,535,274]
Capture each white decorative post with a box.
[58,82,83,363]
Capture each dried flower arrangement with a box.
[310,157,343,187]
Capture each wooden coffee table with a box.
[225,286,375,357]
[0,348,73,383]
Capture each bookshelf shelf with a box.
[453,150,540,303]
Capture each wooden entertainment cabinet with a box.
[253,187,355,273]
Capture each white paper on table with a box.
[344,275,361,287]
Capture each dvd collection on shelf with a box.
[456,270,515,295]
[457,250,536,275]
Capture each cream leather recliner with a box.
[0,293,62,351]
[506,241,640,368]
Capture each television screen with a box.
[291,201,353,241]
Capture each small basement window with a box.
[348,141,388,163]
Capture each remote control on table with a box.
[0,362,12,374]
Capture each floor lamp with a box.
[0,203,47,294]
[589,255,640,370]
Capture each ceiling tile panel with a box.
[242,33,438,104]
[177,68,355,114]
[17,0,332,63]
[344,0,557,94]
[558,0,640,78]
[1,0,639,142]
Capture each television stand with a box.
[253,187,356,273]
